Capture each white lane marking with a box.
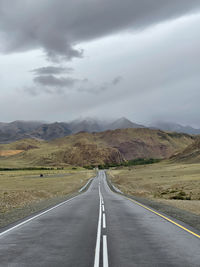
[0,194,80,238]
[103,213,106,229]
[94,186,102,267]
[79,177,94,192]
[102,204,105,212]
[103,235,109,267]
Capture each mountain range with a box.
[0,118,200,144]
[0,117,145,143]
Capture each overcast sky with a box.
[0,0,200,126]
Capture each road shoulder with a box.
[106,172,200,233]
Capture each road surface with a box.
[0,170,200,266]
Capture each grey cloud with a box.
[77,76,123,94]
[0,0,199,61]
[30,74,122,95]
[33,75,79,88]
[28,74,88,95]
[112,76,123,85]
[24,86,65,96]
[77,84,108,95]
[31,66,73,75]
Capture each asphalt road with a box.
[0,170,200,266]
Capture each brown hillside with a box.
[0,128,195,167]
[171,137,200,163]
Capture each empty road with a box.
[0,171,200,266]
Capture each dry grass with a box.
[157,199,200,215]
[0,169,95,213]
[109,162,200,215]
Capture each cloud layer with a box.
[0,0,199,60]
[0,1,200,126]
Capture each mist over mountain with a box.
[104,117,144,131]
[151,122,200,135]
[0,118,145,143]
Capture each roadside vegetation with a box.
[108,162,200,215]
[83,158,161,170]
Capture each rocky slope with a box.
[171,138,200,163]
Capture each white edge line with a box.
[94,187,102,267]
[0,194,80,238]
[103,235,109,267]
[79,177,94,192]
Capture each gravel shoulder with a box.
[0,194,77,229]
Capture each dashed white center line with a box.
[94,187,102,267]
[103,213,106,229]
[102,204,105,212]
[103,235,109,267]
[94,173,109,267]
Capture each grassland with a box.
[108,162,200,215]
[0,168,95,224]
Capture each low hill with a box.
[171,138,200,163]
[0,128,195,167]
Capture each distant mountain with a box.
[151,122,200,135]
[0,120,43,132]
[0,128,195,167]
[30,122,72,141]
[0,121,44,143]
[0,118,146,143]
[68,118,102,133]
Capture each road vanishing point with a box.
[0,171,200,266]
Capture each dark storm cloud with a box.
[31,66,73,75]
[0,0,199,61]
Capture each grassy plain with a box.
[0,168,95,214]
[109,162,200,215]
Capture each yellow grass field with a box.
[108,162,200,215]
[0,169,95,214]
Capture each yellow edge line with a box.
[126,197,200,239]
